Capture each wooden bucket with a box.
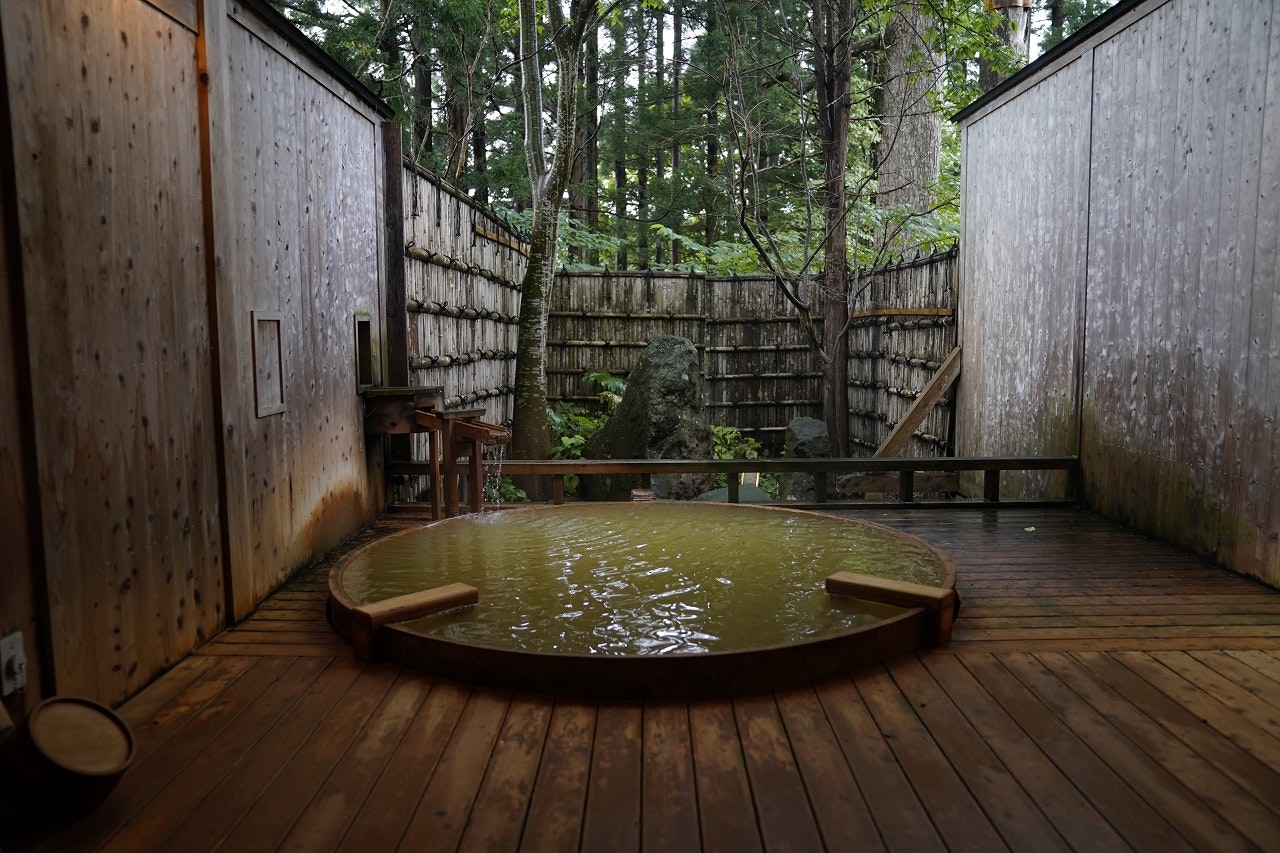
[0,696,135,826]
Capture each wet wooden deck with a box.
[9,507,1280,851]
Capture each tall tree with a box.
[811,0,856,454]
[607,15,631,270]
[977,0,1031,90]
[876,0,943,251]
[669,0,686,265]
[718,0,880,455]
[510,0,599,464]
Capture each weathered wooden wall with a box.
[1,0,394,707]
[212,1,390,618]
[403,167,524,427]
[2,0,225,703]
[0,20,45,716]
[849,250,960,457]
[958,0,1280,586]
[957,53,1092,499]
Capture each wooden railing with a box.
[389,456,1079,509]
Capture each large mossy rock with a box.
[778,416,831,501]
[580,336,714,501]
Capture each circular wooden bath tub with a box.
[328,503,956,698]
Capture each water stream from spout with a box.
[483,444,507,509]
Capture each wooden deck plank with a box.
[856,665,1008,852]
[457,694,555,852]
[10,507,1280,853]
[519,699,597,853]
[969,594,1280,606]
[962,600,1280,616]
[396,688,512,851]
[732,694,825,852]
[1209,649,1280,699]
[947,630,1280,650]
[919,655,1130,852]
[278,672,435,850]
[35,656,291,852]
[120,654,255,761]
[1152,650,1280,739]
[1022,651,1280,851]
[689,699,762,852]
[336,679,472,852]
[162,658,365,852]
[1103,651,1280,793]
[113,653,218,730]
[641,701,700,853]
[961,613,1280,628]
[815,675,947,852]
[581,702,644,851]
[959,653,1195,851]
[1083,654,1280,792]
[98,657,331,853]
[193,640,353,656]
[214,664,402,851]
[886,656,1069,852]
[773,685,884,852]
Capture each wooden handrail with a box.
[489,456,1078,475]
[388,456,1079,507]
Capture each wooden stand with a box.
[361,387,510,518]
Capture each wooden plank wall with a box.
[403,167,524,427]
[213,1,389,618]
[0,0,395,706]
[1,0,225,704]
[849,250,960,456]
[958,0,1280,586]
[0,14,45,715]
[548,272,818,450]
[956,54,1092,501]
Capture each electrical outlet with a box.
[1,632,26,696]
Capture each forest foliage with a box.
[271,0,1113,275]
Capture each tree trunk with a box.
[814,0,853,456]
[979,1,1033,91]
[635,6,650,269]
[586,30,600,267]
[472,105,488,206]
[510,0,590,470]
[609,18,628,270]
[408,25,432,160]
[653,6,665,267]
[877,1,943,235]
[670,0,683,266]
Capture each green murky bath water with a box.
[340,502,947,655]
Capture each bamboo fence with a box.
[398,172,957,456]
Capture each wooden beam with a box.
[382,123,408,388]
[874,347,962,458]
[350,583,479,660]
[847,307,955,319]
[825,571,956,643]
